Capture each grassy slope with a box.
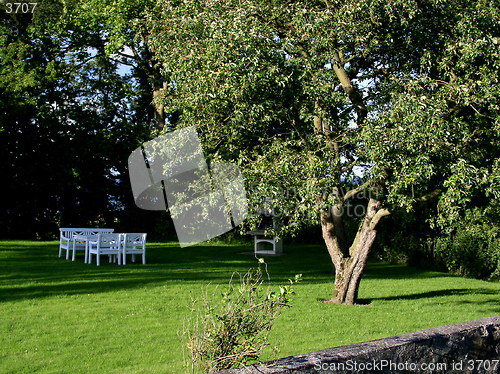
[1,240,499,373]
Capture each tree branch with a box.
[291,114,310,147]
[341,159,357,174]
[414,188,443,203]
[108,56,136,67]
[116,51,136,61]
[369,209,391,230]
[128,43,153,77]
[343,180,372,201]
[332,51,368,127]
[295,40,313,62]
[343,53,363,64]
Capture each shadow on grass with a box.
[0,240,334,302]
[313,289,500,306]
[361,261,458,280]
[369,288,499,302]
[2,240,499,305]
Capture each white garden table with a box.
[59,228,115,260]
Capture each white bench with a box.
[247,230,283,255]
[247,197,283,255]
[59,228,115,261]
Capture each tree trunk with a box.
[322,197,388,305]
[153,81,167,130]
[321,47,385,304]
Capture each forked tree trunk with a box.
[308,42,388,305]
[322,198,389,305]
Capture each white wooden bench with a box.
[247,230,283,255]
[247,197,283,255]
[59,228,115,261]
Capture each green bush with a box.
[205,228,252,245]
[434,233,499,279]
[181,261,301,373]
[433,204,500,279]
[374,200,500,280]
[373,206,436,268]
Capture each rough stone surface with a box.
[216,316,500,374]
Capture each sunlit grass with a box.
[1,240,499,373]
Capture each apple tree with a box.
[146,0,500,304]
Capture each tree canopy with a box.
[147,0,500,304]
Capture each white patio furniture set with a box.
[59,228,147,266]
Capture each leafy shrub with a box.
[435,235,500,279]
[181,261,301,373]
[433,204,500,279]
[375,200,500,279]
[373,206,436,267]
[205,228,252,245]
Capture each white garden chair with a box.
[247,197,283,255]
[122,233,147,265]
[88,234,122,266]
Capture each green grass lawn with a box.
[1,239,500,373]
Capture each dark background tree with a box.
[0,0,173,239]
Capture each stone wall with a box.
[217,315,500,374]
